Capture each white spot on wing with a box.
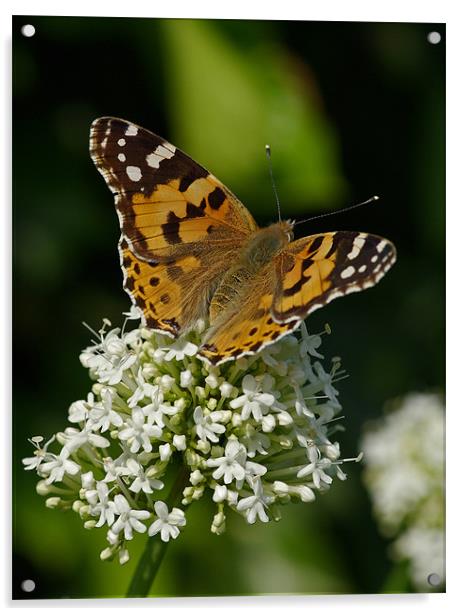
[125,124,138,136]
[347,234,366,260]
[341,265,356,279]
[162,141,176,153]
[146,153,163,169]
[358,264,367,273]
[118,138,126,147]
[126,166,142,182]
[146,143,176,169]
[376,240,388,253]
[371,255,378,263]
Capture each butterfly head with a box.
[283,219,296,242]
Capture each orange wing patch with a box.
[125,174,257,260]
[120,239,206,336]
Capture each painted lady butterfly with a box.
[90,117,396,365]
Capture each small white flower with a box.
[68,393,95,423]
[127,367,157,408]
[296,442,334,488]
[142,388,178,428]
[148,501,186,542]
[102,449,132,482]
[244,459,267,483]
[230,375,275,421]
[119,548,130,565]
[61,425,110,454]
[111,494,150,540]
[123,304,143,321]
[190,469,204,485]
[88,388,124,432]
[299,322,324,359]
[312,362,339,404]
[85,337,138,385]
[163,339,198,362]
[40,449,81,484]
[205,373,220,389]
[237,478,273,524]
[22,435,55,471]
[85,480,116,527]
[119,407,162,453]
[261,414,276,433]
[240,424,270,457]
[123,458,164,494]
[193,406,226,443]
[206,440,247,485]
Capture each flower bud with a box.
[173,434,186,451]
[211,511,226,535]
[45,497,62,509]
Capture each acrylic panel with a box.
[13,16,445,599]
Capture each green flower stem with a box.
[126,464,190,598]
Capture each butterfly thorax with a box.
[208,222,292,322]
[241,221,293,267]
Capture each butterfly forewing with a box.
[90,117,258,335]
[272,231,396,323]
[90,117,257,261]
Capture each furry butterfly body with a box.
[90,117,396,365]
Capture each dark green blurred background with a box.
[13,16,445,599]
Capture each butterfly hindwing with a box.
[272,231,396,323]
[199,263,299,365]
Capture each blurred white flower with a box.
[361,392,445,590]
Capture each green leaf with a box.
[160,20,346,216]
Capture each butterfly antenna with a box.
[294,195,380,226]
[266,144,282,222]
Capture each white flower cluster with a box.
[23,311,355,565]
[361,393,445,590]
